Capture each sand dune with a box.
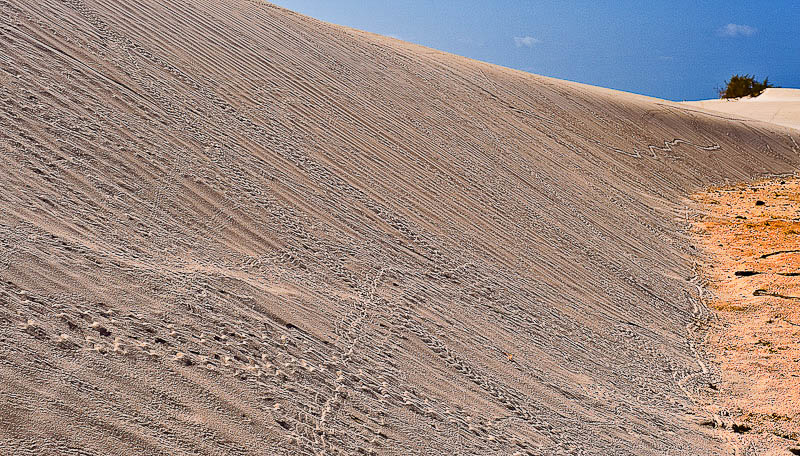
[682,88,800,131]
[1,1,800,454]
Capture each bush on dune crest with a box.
[719,74,773,99]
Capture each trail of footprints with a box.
[1,234,580,454]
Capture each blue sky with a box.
[271,1,799,101]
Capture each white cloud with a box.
[718,23,757,37]
[513,36,541,47]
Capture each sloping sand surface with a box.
[683,88,800,131]
[1,1,800,454]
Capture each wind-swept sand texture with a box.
[683,88,800,131]
[2,1,800,454]
[692,177,800,452]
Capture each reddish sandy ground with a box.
[693,176,800,452]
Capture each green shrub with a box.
[719,74,773,99]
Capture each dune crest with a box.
[683,88,800,131]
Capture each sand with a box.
[692,177,800,451]
[1,0,800,454]
[682,88,800,131]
